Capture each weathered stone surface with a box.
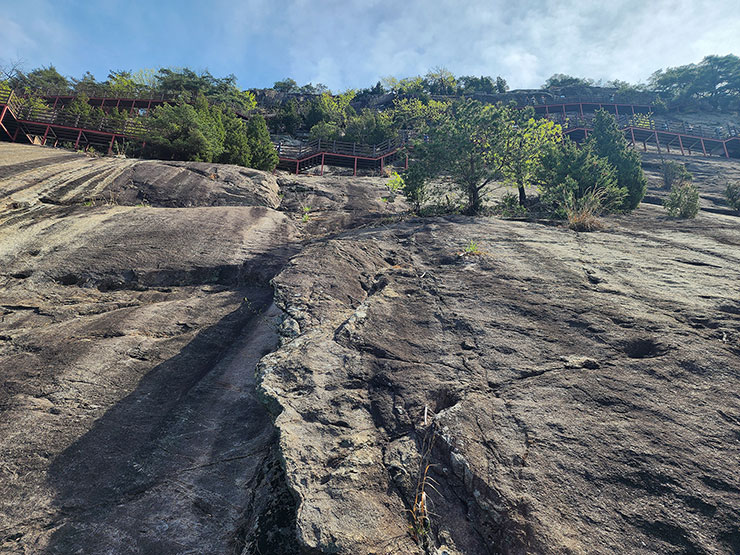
[259,203,740,553]
[0,144,301,554]
[2,142,740,555]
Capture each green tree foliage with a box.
[423,67,457,95]
[245,114,278,170]
[587,109,646,210]
[724,182,740,212]
[664,182,700,218]
[16,65,69,92]
[308,120,342,142]
[144,94,275,170]
[299,83,329,95]
[276,98,302,134]
[543,74,595,91]
[389,97,449,131]
[273,78,299,93]
[153,68,256,112]
[306,90,356,131]
[661,160,692,189]
[71,72,104,96]
[405,99,510,213]
[344,109,394,144]
[649,54,740,109]
[457,76,496,95]
[499,107,562,205]
[220,110,252,166]
[536,138,625,218]
[59,93,105,128]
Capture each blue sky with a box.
[2,0,740,91]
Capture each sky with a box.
[1,0,740,92]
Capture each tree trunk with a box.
[468,184,480,214]
[518,179,526,206]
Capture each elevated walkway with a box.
[0,89,148,153]
[3,89,738,170]
[557,112,740,158]
[274,135,409,175]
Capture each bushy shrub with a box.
[563,185,607,231]
[661,160,692,189]
[664,182,700,218]
[537,139,625,218]
[725,182,740,212]
[144,95,277,170]
[494,191,527,218]
[308,121,342,142]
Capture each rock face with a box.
[0,144,303,554]
[2,143,740,554]
[258,159,740,553]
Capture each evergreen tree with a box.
[246,115,278,171]
[587,110,646,210]
[536,138,626,217]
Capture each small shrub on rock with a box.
[664,182,700,218]
[494,191,527,218]
[661,160,692,189]
[564,184,607,231]
[725,182,740,212]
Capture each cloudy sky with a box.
[1,0,739,91]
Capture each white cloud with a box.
[3,0,740,90]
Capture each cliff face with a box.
[1,143,739,554]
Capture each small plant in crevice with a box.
[408,406,440,547]
[457,240,489,258]
[463,241,480,255]
[301,206,311,222]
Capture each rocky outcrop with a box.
[0,145,303,553]
[2,143,740,554]
[259,203,740,552]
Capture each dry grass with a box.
[564,188,607,231]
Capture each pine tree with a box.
[587,110,646,210]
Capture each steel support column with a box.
[108,134,116,155]
[42,125,51,145]
[353,156,358,176]
[654,131,660,153]
[630,128,636,146]
[678,135,685,155]
[701,139,707,156]
[321,153,325,176]
[724,141,730,158]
